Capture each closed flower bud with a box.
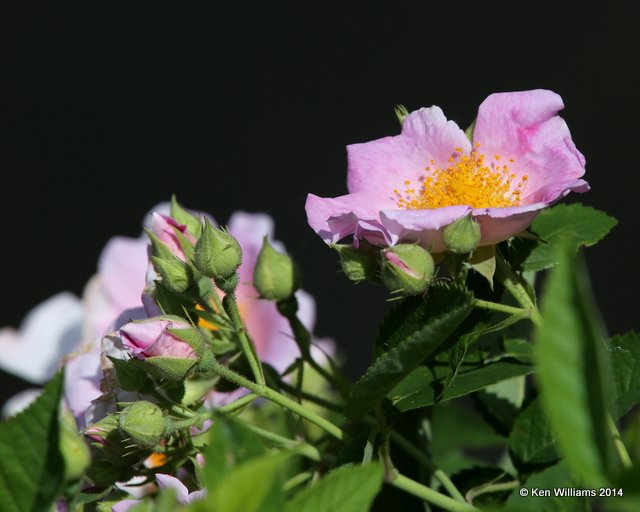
[59,414,90,482]
[194,218,242,279]
[331,243,379,283]
[443,214,481,254]
[119,401,167,449]
[151,255,194,294]
[381,244,434,296]
[254,237,301,301]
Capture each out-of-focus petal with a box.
[0,292,83,383]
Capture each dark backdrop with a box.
[1,3,637,407]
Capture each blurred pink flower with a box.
[306,89,588,252]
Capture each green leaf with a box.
[285,464,384,512]
[202,415,266,490]
[0,372,65,512]
[389,359,533,412]
[509,397,559,467]
[437,334,469,401]
[476,376,525,435]
[534,240,616,487]
[468,244,496,289]
[348,284,473,419]
[521,203,617,271]
[431,402,505,475]
[608,331,640,419]
[192,452,289,512]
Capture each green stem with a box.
[223,293,265,385]
[465,480,519,504]
[391,473,478,512]
[216,393,257,414]
[280,300,351,399]
[496,252,542,325]
[388,429,466,503]
[235,421,322,462]
[609,415,633,469]
[207,357,347,442]
[473,299,528,317]
[284,472,314,492]
[276,379,344,413]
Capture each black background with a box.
[1,2,638,408]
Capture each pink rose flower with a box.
[148,213,196,261]
[111,317,197,360]
[306,89,588,252]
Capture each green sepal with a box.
[331,243,380,283]
[464,118,476,142]
[171,195,203,238]
[145,356,198,382]
[108,356,150,392]
[151,255,195,294]
[468,244,496,289]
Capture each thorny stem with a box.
[206,357,347,441]
[216,393,257,414]
[223,292,265,385]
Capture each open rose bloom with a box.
[306,90,588,251]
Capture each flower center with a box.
[394,145,528,209]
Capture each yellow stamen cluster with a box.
[394,145,528,209]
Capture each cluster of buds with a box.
[331,214,484,296]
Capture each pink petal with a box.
[149,213,189,261]
[347,107,471,201]
[98,236,149,312]
[155,474,190,504]
[63,348,102,424]
[379,206,472,252]
[473,90,587,202]
[305,193,376,244]
[111,500,143,512]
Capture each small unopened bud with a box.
[331,244,379,283]
[59,414,90,482]
[381,244,434,296]
[443,214,481,254]
[194,219,242,279]
[119,401,167,449]
[151,256,194,293]
[254,237,301,301]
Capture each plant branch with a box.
[390,473,478,512]
[223,292,265,385]
[207,357,347,441]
